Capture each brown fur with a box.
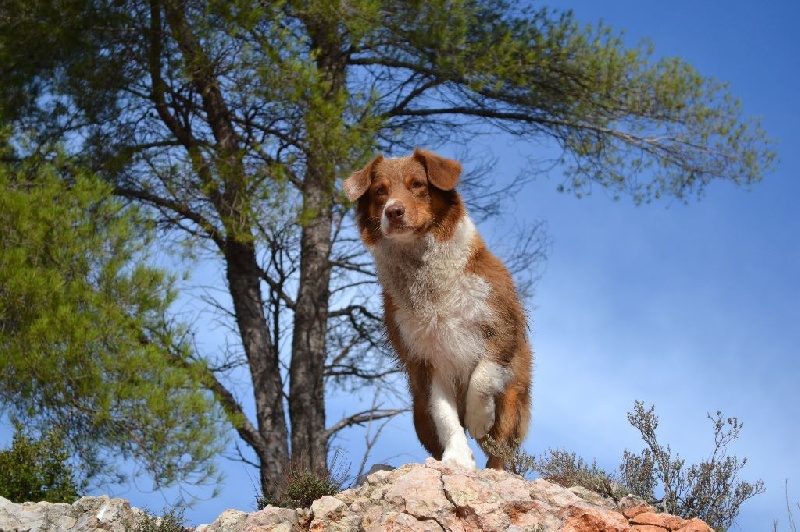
[345,148,532,469]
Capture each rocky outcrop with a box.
[197,459,712,532]
[0,494,144,531]
[0,459,713,531]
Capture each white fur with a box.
[430,377,476,470]
[380,198,401,236]
[465,361,510,439]
[372,216,491,469]
[373,217,492,385]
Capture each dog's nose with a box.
[385,203,405,220]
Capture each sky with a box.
[4,1,796,530]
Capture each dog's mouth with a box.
[383,223,414,236]
[381,217,421,238]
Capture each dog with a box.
[343,148,532,470]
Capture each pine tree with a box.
[0,144,226,492]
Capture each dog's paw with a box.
[465,391,496,440]
[441,439,476,471]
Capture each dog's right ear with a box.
[343,155,384,201]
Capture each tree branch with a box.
[325,364,401,382]
[324,408,408,441]
[148,0,195,148]
[328,304,382,321]
[204,371,267,458]
[113,185,225,250]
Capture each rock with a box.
[0,494,144,532]
[196,509,249,531]
[567,486,616,510]
[242,506,303,532]
[356,464,396,486]
[617,495,652,518]
[0,461,715,531]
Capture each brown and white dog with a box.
[344,148,532,470]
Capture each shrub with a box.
[481,435,628,503]
[256,453,348,509]
[620,401,765,531]
[534,448,628,501]
[124,507,188,532]
[480,435,536,478]
[0,423,84,503]
[516,401,763,531]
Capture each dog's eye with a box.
[375,186,388,197]
[410,180,426,191]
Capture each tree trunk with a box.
[288,164,333,474]
[224,237,290,497]
[287,10,346,477]
[161,0,295,497]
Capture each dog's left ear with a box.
[413,148,461,191]
[344,154,384,201]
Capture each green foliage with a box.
[344,0,777,203]
[256,454,348,509]
[123,507,188,532]
[533,448,628,502]
[482,435,627,501]
[479,435,536,478]
[0,150,227,491]
[0,0,776,206]
[257,470,340,509]
[0,423,84,503]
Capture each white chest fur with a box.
[372,216,492,384]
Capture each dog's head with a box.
[344,148,465,246]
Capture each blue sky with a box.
[530,2,800,527]
[511,1,800,528]
[8,1,795,530]
[508,2,800,528]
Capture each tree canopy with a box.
[0,145,226,491]
[0,0,776,499]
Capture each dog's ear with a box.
[343,155,384,201]
[413,148,461,191]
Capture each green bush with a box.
[481,436,627,502]
[257,470,342,509]
[534,448,628,501]
[257,453,348,509]
[0,423,84,503]
[123,507,188,532]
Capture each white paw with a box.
[465,390,496,440]
[441,439,476,471]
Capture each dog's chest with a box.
[373,220,492,379]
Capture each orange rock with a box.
[622,504,655,520]
[562,507,629,532]
[630,510,686,529]
[676,517,714,531]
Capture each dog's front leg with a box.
[429,377,476,470]
[465,360,509,440]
